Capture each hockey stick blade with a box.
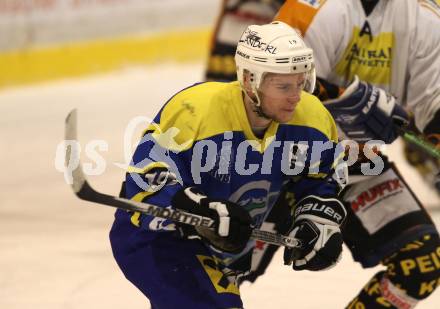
[64,109,301,249]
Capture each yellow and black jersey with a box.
[123,81,342,264]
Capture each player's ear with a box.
[242,70,254,96]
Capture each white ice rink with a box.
[1,62,440,308]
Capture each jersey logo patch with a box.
[335,27,393,86]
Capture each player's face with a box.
[258,72,306,123]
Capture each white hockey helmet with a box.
[235,21,316,97]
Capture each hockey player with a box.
[206,0,285,81]
[204,0,299,285]
[238,1,440,308]
[109,21,353,308]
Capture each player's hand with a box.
[323,75,409,143]
[172,187,252,253]
[284,195,346,271]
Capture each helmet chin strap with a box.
[248,84,271,120]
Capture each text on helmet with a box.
[239,30,278,54]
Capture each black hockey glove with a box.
[284,195,347,271]
[172,187,252,254]
[324,76,409,144]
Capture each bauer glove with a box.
[172,187,252,253]
[284,195,346,271]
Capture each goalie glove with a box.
[284,195,347,271]
[324,76,409,143]
[171,187,252,253]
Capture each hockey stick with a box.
[396,127,440,159]
[64,109,301,249]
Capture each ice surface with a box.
[0,63,439,308]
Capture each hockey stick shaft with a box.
[396,127,440,159]
[64,109,301,249]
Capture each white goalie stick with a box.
[64,109,302,249]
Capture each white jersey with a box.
[276,0,440,132]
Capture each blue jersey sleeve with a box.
[124,99,203,231]
[287,139,345,202]
[125,131,181,231]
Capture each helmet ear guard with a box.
[305,66,316,93]
[235,21,316,97]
